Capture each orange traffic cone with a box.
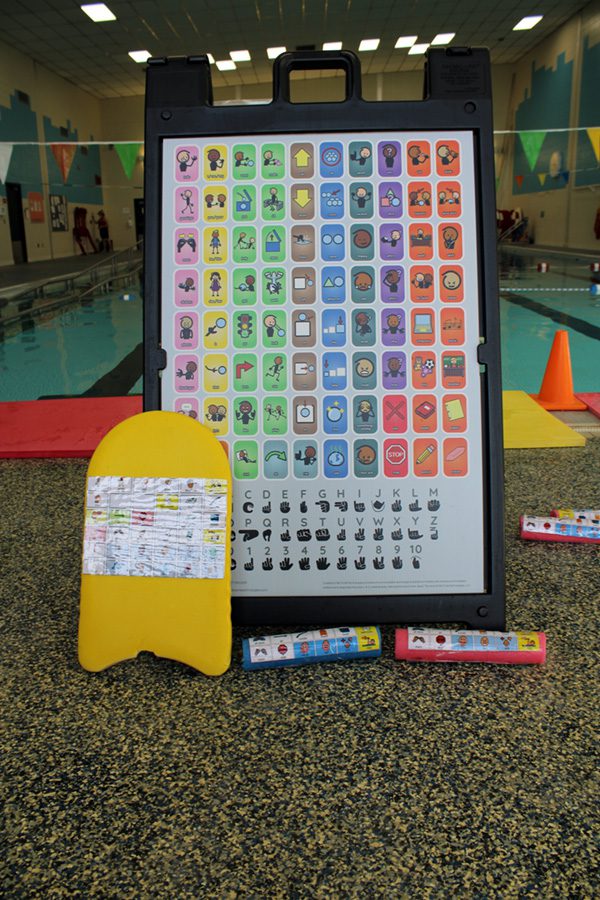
[531,330,587,411]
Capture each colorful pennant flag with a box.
[519,131,546,171]
[515,174,524,188]
[51,144,77,183]
[537,173,547,186]
[586,128,600,164]
[0,143,13,183]
[115,143,142,179]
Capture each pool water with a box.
[0,293,142,401]
[499,248,599,393]
[0,250,598,402]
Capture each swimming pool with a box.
[0,292,142,401]
[499,246,599,393]
[0,248,598,402]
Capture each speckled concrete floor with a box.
[1,444,598,898]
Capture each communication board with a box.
[144,50,505,627]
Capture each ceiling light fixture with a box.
[359,39,380,52]
[408,43,430,55]
[395,35,417,48]
[267,46,287,59]
[207,53,215,64]
[128,50,151,63]
[230,50,251,62]
[216,59,237,71]
[513,15,543,30]
[323,41,343,51]
[431,33,455,45]
[81,3,116,22]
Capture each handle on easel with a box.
[272,51,362,104]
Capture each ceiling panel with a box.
[0,0,585,99]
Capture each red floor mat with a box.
[0,396,143,459]
[576,393,600,419]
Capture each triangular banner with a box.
[51,144,77,183]
[0,143,13,183]
[115,143,142,179]
[586,127,600,164]
[519,131,546,171]
[515,175,524,188]
[537,173,547,186]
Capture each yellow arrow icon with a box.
[294,188,311,208]
[294,148,311,168]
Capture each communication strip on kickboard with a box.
[144,49,505,627]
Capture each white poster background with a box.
[161,132,485,597]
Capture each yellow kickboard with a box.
[78,411,232,675]
[502,390,586,449]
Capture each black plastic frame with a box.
[143,48,505,630]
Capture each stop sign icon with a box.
[383,439,408,477]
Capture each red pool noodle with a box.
[395,627,546,665]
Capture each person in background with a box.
[73,207,97,254]
[97,210,110,252]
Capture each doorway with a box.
[6,182,28,264]
[134,198,145,244]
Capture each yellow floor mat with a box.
[503,391,586,449]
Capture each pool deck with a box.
[501,243,600,261]
[2,441,598,896]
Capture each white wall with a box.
[496,0,600,250]
[0,39,105,265]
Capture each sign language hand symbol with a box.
[316,557,330,570]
